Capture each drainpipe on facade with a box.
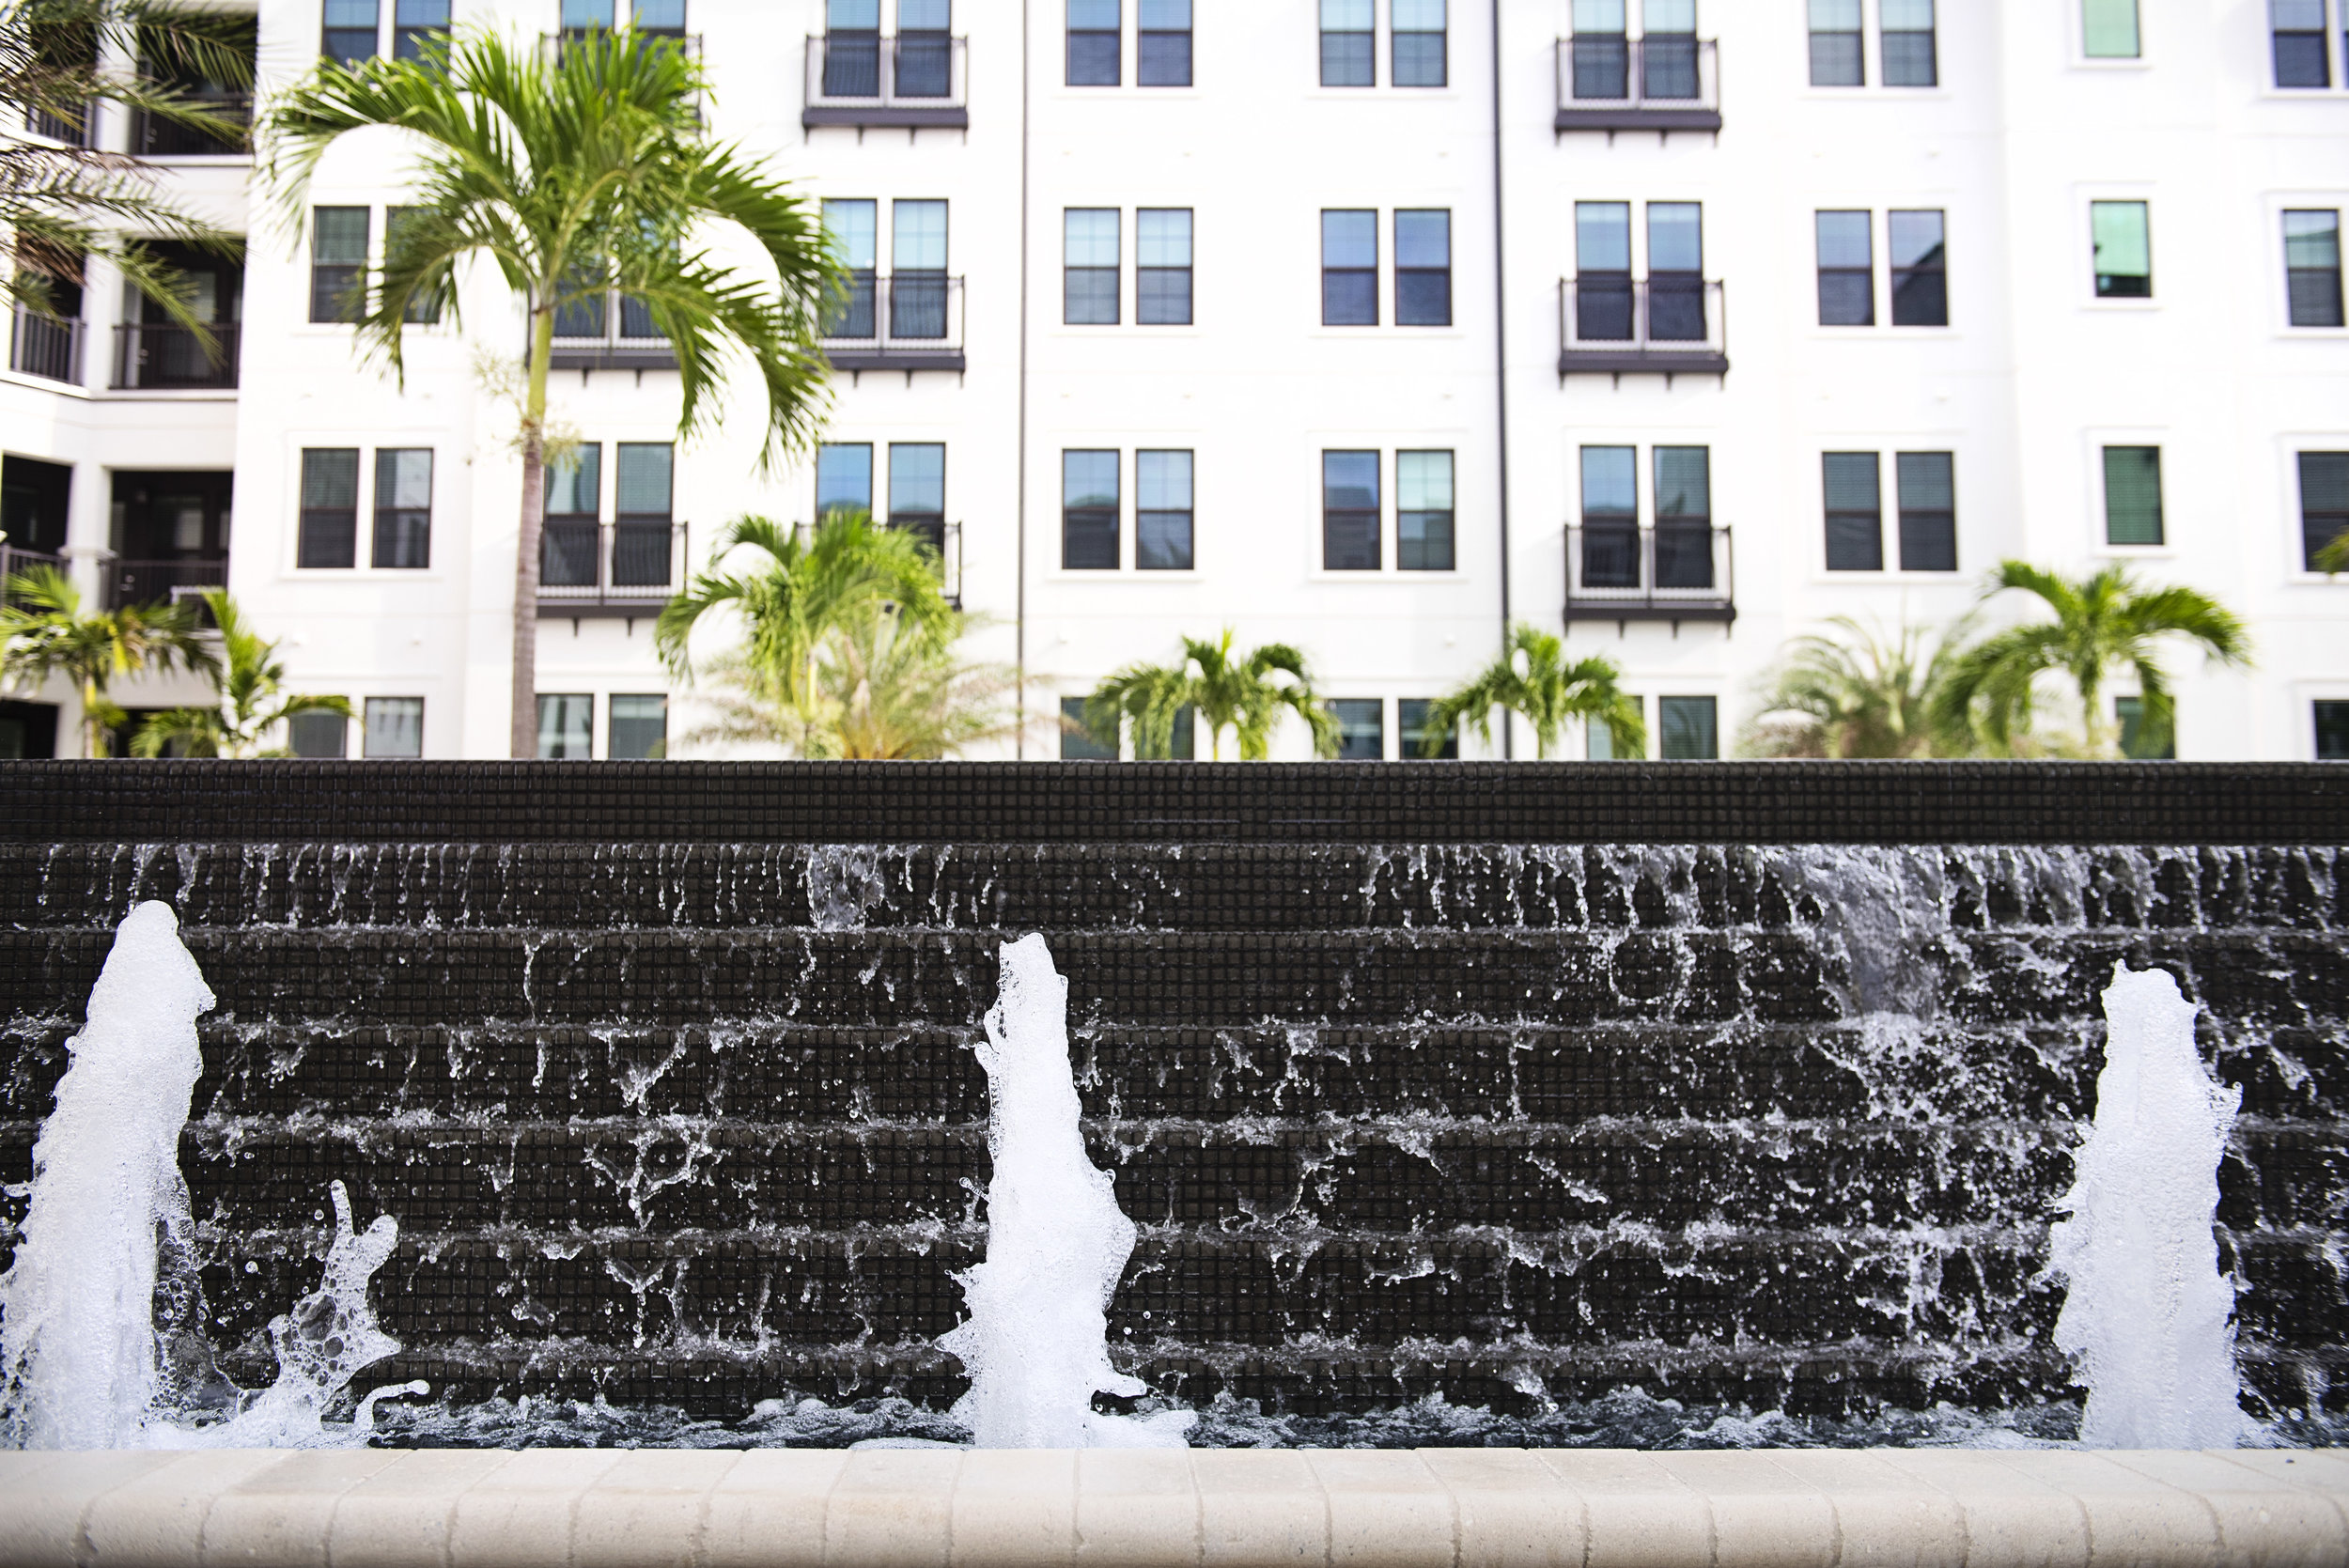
[1014,0,1033,757]
[1489,0,1514,758]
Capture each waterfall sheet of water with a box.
[2048,964,2245,1450]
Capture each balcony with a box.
[131,95,249,157]
[803,34,969,130]
[9,308,84,385]
[1554,37,1720,135]
[822,273,965,377]
[891,517,963,608]
[1559,277,1728,379]
[1564,522,1735,627]
[107,556,228,611]
[24,103,96,146]
[112,322,240,390]
[550,294,676,373]
[537,519,687,618]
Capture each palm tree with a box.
[1085,629,1341,761]
[687,608,1018,761]
[128,591,350,757]
[1420,624,1642,759]
[0,566,216,756]
[262,27,839,758]
[1929,560,2251,758]
[1740,615,1972,759]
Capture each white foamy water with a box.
[2048,964,2244,1449]
[938,934,1192,1448]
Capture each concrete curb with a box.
[1,1448,2344,1566]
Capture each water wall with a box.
[0,762,2341,1431]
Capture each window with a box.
[310,207,369,323]
[1659,695,1718,759]
[299,448,360,568]
[1822,452,1883,570]
[1588,696,1641,759]
[1397,451,1454,571]
[610,695,667,760]
[288,710,349,758]
[822,199,877,339]
[895,0,953,97]
[1889,210,1947,327]
[1653,445,1711,587]
[2299,451,2349,570]
[1323,451,1380,570]
[1815,210,1874,325]
[1136,450,1193,569]
[363,697,423,758]
[1393,0,1445,85]
[1646,202,1705,341]
[1065,209,1120,325]
[323,0,378,62]
[1138,209,1192,325]
[1331,699,1384,759]
[1809,0,1862,85]
[817,442,872,520]
[614,443,673,585]
[542,444,601,587]
[1394,210,1451,326]
[1322,0,1374,85]
[1895,452,1956,571]
[889,442,946,555]
[1061,696,1116,759]
[1643,0,1700,97]
[1139,0,1190,85]
[1579,445,1638,587]
[1068,0,1119,84]
[2092,201,2152,298]
[2273,0,2331,87]
[2102,445,2164,546]
[2286,210,2344,329]
[1574,201,1633,341]
[1881,0,1935,85]
[2318,701,2349,761]
[372,449,431,568]
[385,209,443,324]
[891,199,949,341]
[1570,0,1628,100]
[2115,696,2175,760]
[825,0,880,96]
[2082,0,2139,57]
[537,694,593,759]
[1399,699,1456,759]
[1064,450,1119,568]
[1165,705,1194,759]
[1322,210,1377,326]
[395,0,451,58]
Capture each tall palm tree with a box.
[1421,623,1643,759]
[1085,629,1341,761]
[262,27,840,758]
[1929,560,2251,758]
[129,591,350,757]
[0,566,215,756]
[1740,615,1972,759]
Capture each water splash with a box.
[938,934,1193,1448]
[2048,964,2244,1449]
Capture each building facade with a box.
[3,0,2345,760]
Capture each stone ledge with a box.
[1,1448,2342,1567]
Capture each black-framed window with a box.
[1570,0,1628,99]
[2092,201,2152,298]
[1580,444,1638,588]
[1653,445,1712,588]
[1895,451,1956,571]
[546,443,601,519]
[1323,451,1380,570]
[1138,209,1192,324]
[323,0,378,62]
[395,0,451,58]
[1331,698,1383,760]
[2286,210,2343,329]
[1061,696,1116,758]
[1659,695,1718,759]
[385,208,443,324]
[1396,451,1454,571]
[372,448,432,568]
[1399,699,1456,759]
[311,207,369,323]
[1139,0,1190,85]
[288,711,349,757]
[1588,694,1641,759]
[2273,0,2331,87]
[2102,444,2163,546]
[0,457,70,554]
[1065,208,1120,325]
[537,694,593,759]
[2083,0,2139,57]
[816,442,871,520]
[1882,0,1936,85]
[1889,210,1947,326]
[1321,0,1374,85]
[1643,0,1700,96]
[1822,451,1883,570]
[1064,450,1119,569]
[1574,201,1633,341]
[1136,449,1193,570]
[1393,0,1445,85]
[614,442,673,585]
[821,198,878,338]
[298,447,360,568]
[895,0,952,97]
[891,199,949,340]
[363,696,424,758]
[1322,210,1377,326]
[1164,703,1194,759]
[888,442,946,555]
[1646,202,1705,342]
[1394,210,1451,326]
[2318,700,2349,761]
[2115,695,2175,760]
[2299,451,2349,570]
[1068,0,1119,84]
[1809,0,1863,85]
[610,694,667,760]
[1815,210,1874,325]
[542,442,601,587]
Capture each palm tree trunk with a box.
[510,305,555,760]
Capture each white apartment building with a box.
[3,0,2345,761]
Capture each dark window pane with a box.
[894,32,953,96]
[1642,34,1700,98]
[2285,210,2343,329]
[1818,271,1874,325]
[2115,695,2175,760]
[2299,451,2349,570]
[1064,448,1118,568]
[1882,33,1936,86]
[1137,511,1192,569]
[372,447,432,568]
[890,272,949,338]
[1136,450,1190,568]
[310,206,369,323]
[1321,31,1373,85]
[1324,270,1377,326]
[1889,210,1947,326]
[1580,520,1640,588]
[363,696,423,758]
[2317,701,2349,760]
[298,447,359,567]
[1138,29,1190,84]
[1138,268,1191,324]
[817,442,873,519]
[1573,34,1628,98]
[288,711,348,758]
[1576,274,1635,340]
[2273,1,2330,88]
[609,695,667,760]
[1890,268,1948,327]
[2103,445,2163,545]
[1331,698,1383,759]
[617,442,674,518]
[546,443,600,518]
[1393,30,1445,85]
[1396,269,1451,326]
[1064,269,1117,324]
[1809,31,1862,85]
[1823,451,1882,570]
[1061,695,1116,758]
[1646,274,1707,341]
[1895,451,1956,571]
[540,519,599,586]
[1655,520,1712,588]
[2092,201,2153,299]
[537,693,594,759]
[1658,694,1718,759]
[889,442,945,520]
[1399,698,1455,759]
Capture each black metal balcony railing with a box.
[112,322,239,390]
[0,547,65,602]
[537,520,688,617]
[1559,277,1728,377]
[1564,522,1735,625]
[1554,37,1721,132]
[550,293,677,372]
[132,95,250,156]
[108,556,228,611]
[822,273,966,375]
[804,34,970,129]
[790,516,964,607]
[9,307,84,385]
[25,102,96,145]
